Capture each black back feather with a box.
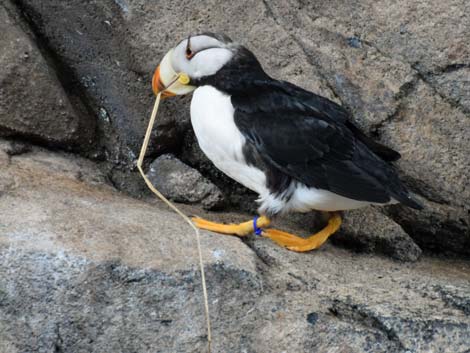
[195,45,422,209]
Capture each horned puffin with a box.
[151,33,421,252]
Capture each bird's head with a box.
[152,33,236,97]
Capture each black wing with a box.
[265,80,401,162]
[232,80,420,208]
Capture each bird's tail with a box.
[393,192,423,210]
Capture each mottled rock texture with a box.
[0,0,469,349]
[2,0,466,257]
[0,3,95,149]
[0,146,469,353]
[333,207,422,261]
[147,154,224,210]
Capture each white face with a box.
[153,34,235,96]
[171,35,234,79]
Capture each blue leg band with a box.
[253,216,262,236]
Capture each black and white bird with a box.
[152,33,422,252]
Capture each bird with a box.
[151,33,422,252]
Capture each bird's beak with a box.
[152,49,196,97]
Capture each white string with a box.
[137,93,212,352]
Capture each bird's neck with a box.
[201,69,272,96]
[194,46,273,96]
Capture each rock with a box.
[333,207,422,261]
[269,0,470,74]
[12,0,335,178]
[433,284,470,316]
[260,0,418,129]
[380,82,469,208]
[147,154,224,210]
[384,199,470,257]
[429,67,470,114]
[377,81,470,256]
[326,293,469,353]
[12,0,190,164]
[0,138,32,159]
[1,147,469,352]
[0,147,260,353]
[8,0,470,256]
[252,0,470,256]
[0,2,95,149]
[108,168,151,199]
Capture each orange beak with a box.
[152,66,176,97]
[152,49,195,96]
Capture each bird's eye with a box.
[186,48,194,60]
[185,36,195,60]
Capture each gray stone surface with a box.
[2,0,469,257]
[429,67,470,114]
[12,0,190,163]
[378,81,470,256]
[0,3,94,149]
[335,207,422,262]
[147,154,224,210]
[1,1,469,350]
[0,146,469,353]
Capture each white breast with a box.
[190,86,267,195]
[190,86,377,214]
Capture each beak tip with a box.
[152,66,161,95]
[152,65,177,97]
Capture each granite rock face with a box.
[2,1,470,351]
[1,145,469,353]
[0,3,95,149]
[147,154,224,210]
[334,207,422,262]
[3,0,467,257]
